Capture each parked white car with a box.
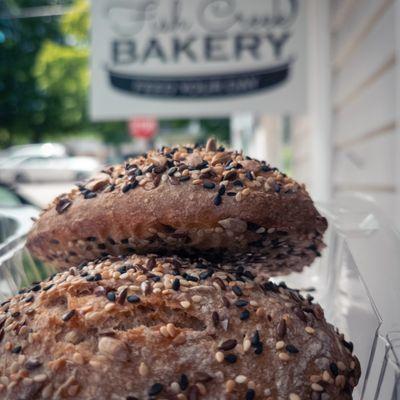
[0,156,101,183]
[0,143,67,161]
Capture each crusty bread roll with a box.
[0,254,359,399]
[27,140,327,273]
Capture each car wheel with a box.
[15,173,28,183]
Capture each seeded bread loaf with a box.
[27,139,327,272]
[0,254,359,399]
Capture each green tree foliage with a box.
[0,0,66,146]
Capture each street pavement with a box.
[17,182,76,208]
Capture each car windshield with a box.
[0,186,23,207]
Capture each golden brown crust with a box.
[27,140,327,271]
[0,254,359,399]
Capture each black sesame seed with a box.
[342,339,354,353]
[118,288,128,305]
[197,161,208,169]
[179,175,190,182]
[274,183,281,193]
[25,296,34,303]
[240,309,250,320]
[199,270,211,280]
[213,194,222,206]
[277,319,287,339]
[232,285,243,296]
[203,181,215,189]
[25,358,42,370]
[219,339,237,351]
[31,284,41,292]
[93,273,102,281]
[254,343,263,354]
[330,362,339,377]
[213,277,226,290]
[172,278,180,291]
[224,354,237,363]
[233,180,243,187]
[11,345,22,354]
[218,185,226,195]
[86,275,95,282]
[148,383,163,396]
[245,171,254,181]
[56,198,72,214]
[261,164,272,172]
[118,266,127,274]
[167,167,178,176]
[212,311,219,327]
[127,295,140,303]
[234,299,248,308]
[84,191,97,199]
[62,309,76,322]
[107,291,116,302]
[226,191,236,196]
[251,330,260,346]
[183,273,198,282]
[294,308,307,322]
[179,374,189,390]
[286,344,299,353]
[245,389,256,400]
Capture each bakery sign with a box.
[90,0,307,119]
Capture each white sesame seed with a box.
[235,375,247,384]
[191,295,202,303]
[166,323,176,337]
[160,326,169,337]
[180,301,191,309]
[278,352,290,361]
[138,362,149,377]
[225,379,235,393]
[311,383,324,392]
[215,351,224,363]
[276,340,285,350]
[170,382,180,394]
[243,338,251,352]
[33,374,47,383]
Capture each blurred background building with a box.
[0,0,399,231]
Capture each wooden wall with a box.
[330,0,399,222]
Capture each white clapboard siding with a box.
[329,0,399,225]
[333,130,396,187]
[330,0,358,35]
[332,1,395,107]
[334,64,396,146]
[332,0,392,69]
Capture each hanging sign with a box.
[91,0,307,119]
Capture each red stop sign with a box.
[129,118,158,139]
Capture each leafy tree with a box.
[0,0,67,147]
